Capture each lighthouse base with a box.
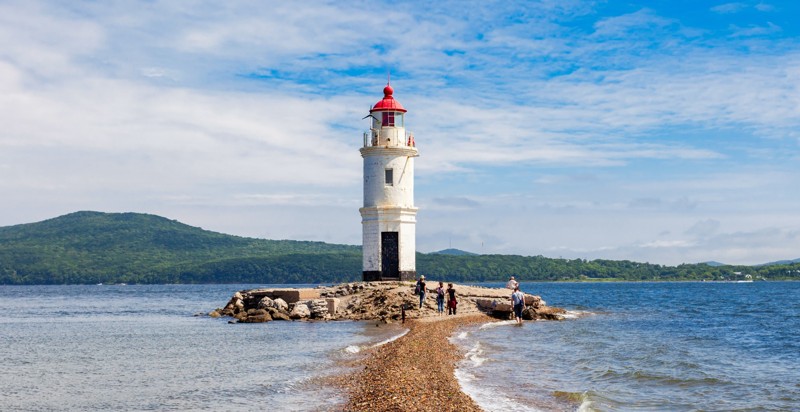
[363,270,417,282]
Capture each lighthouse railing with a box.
[362,130,416,148]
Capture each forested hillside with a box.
[0,211,360,284]
[1,211,798,284]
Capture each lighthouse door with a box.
[381,232,400,279]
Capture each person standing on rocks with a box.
[417,276,427,309]
[435,281,445,315]
[447,283,457,315]
[511,286,525,324]
[506,276,518,290]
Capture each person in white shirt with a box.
[506,276,518,290]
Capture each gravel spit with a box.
[341,313,491,412]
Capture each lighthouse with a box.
[360,83,418,281]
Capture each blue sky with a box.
[1,0,798,265]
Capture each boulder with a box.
[326,298,340,316]
[257,297,274,310]
[524,295,543,308]
[242,314,272,323]
[208,310,222,318]
[476,299,503,311]
[525,295,542,307]
[270,289,320,304]
[533,306,566,320]
[267,307,291,321]
[240,309,271,323]
[289,303,311,319]
[521,307,536,320]
[273,298,288,312]
[493,302,512,312]
[307,299,329,318]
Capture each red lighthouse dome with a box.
[371,84,407,113]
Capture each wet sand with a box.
[342,313,492,412]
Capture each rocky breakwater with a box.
[209,281,566,323]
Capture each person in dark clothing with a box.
[435,281,445,315]
[417,276,427,309]
[511,286,525,324]
[447,283,457,315]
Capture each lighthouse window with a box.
[382,111,395,127]
[385,169,393,186]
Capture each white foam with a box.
[479,320,516,330]
[457,331,468,339]
[576,393,594,412]
[454,367,476,383]
[562,310,594,320]
[464,341,486,367]
[454,335,547,412]
[369,328,409,348]
[342,328,409,354]
[454,366,544,412]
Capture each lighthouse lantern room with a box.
[360,83,418,281]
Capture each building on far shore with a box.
[360,83,418,282]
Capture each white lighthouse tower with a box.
[360,83,418,281]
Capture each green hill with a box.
[1,211,799,284]
[0,211,361,284]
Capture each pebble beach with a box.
[342,313,491,412]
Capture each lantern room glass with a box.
[380,112,404,128]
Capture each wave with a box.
[553,391,594,411]
[370,328,409,348]
[577,395,594,412]
[598,368,727,387]
[464,341,487,368]
[454,368,545,412]
[479,319,517,330]
[561,310,595,319]
[448,320,514,348]
[454,338,549,411]
[343,328,410,354]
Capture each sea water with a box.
[453,281,800,411]
[2,282,798,411]
[0,284,406,411]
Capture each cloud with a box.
[730,22,782,37]
[629,197,697,212]
[685,219,721,238]
[1,0,799,265]
[754,3,776,12]
[711,3,748,14]
[429,197,482,211]
[592,9,676,38]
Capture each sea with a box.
[1,282,798,411]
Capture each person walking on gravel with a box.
[435,281,445,315]
[447,283,458,315]
[417,276,427,309]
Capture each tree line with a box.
[1,211,798,285]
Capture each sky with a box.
[1,0,798,266]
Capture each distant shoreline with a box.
[0,278,800,287]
